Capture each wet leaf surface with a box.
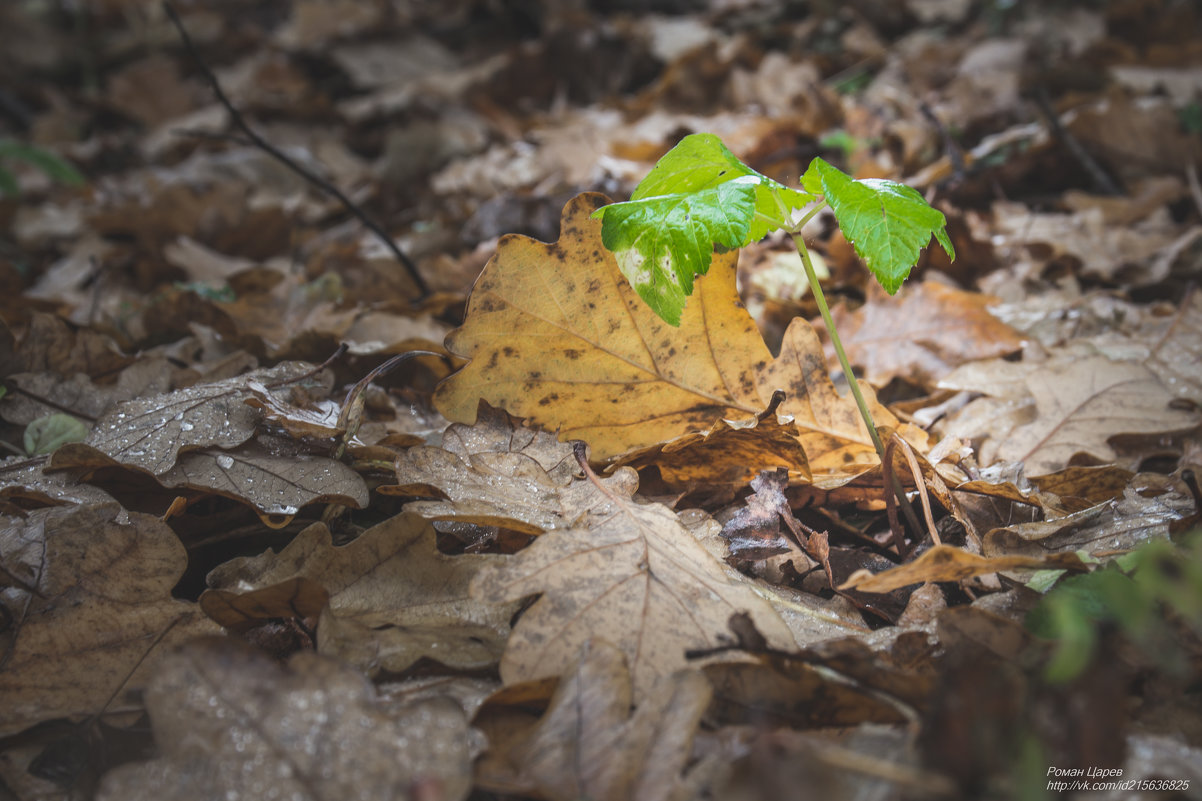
[96,637,473,801]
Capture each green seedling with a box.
[593,132,954,462]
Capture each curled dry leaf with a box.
[0,503,218,736]
[435,193,903,486]
[470,466,795,702]
[827,281,1025,389]
[514,640,714,801]
[96,638,473,801]
[205,513,516,674]
[982,479,1196,560]
[615,392,811,491]
[199,576,329,630]
[838,545,1087,594]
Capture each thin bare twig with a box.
[1032,88,1124,197]
[162,2,431,299]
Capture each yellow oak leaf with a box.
[435,193,903,487]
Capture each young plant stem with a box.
[788,230,925,543]
[788,232,885,458]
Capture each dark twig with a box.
[1032,88,1124,197]
[919,102,968,184]
[264,343,349,389]
[162,2,431,299]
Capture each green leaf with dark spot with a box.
[801,158,955,293]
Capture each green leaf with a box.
[0,141,85,188]
[594,133,816,325]
[24,413,89,456]
[801,158,954,293]
[599,180,756,325]
[0,167,18,197]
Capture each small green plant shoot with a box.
[594,133,954,462]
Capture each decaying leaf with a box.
[470,466,795,701]
[828,281,1025,389]
[0,503,218,736]
[0,457,120,509]
[982,478,1196,560]
[387,404,632,533]
[435,193,903,486]
[157,436,369,517]
[719,467,797,560]
[96,638,473,801]
[515,640,713,801]
[205,513,515,674]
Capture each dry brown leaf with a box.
[435,193,903,486]
[200,576,329,630]
[205,513,515,674]
[982,477,1196,560]
[838,545,1087,594]
[940,352,1200,473]
[614,392,811,491]
[96,638,472,801]
[470,467,795,702]
[514,640,713,801]
[0,503,218,736]
[703,654,911,730]
[157,436,369,517]
[827,281,1025,389]
[386,404,632,534]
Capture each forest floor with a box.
[1,1,1201,799]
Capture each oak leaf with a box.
[515,640,714,801]
[0,503,218,736]
[941,352,1199,474]
[469,466,795,702]
[205,513,515,674]
[435,193,902,486]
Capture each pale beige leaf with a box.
[995,357,1198,474]
[828,281,1025,389]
